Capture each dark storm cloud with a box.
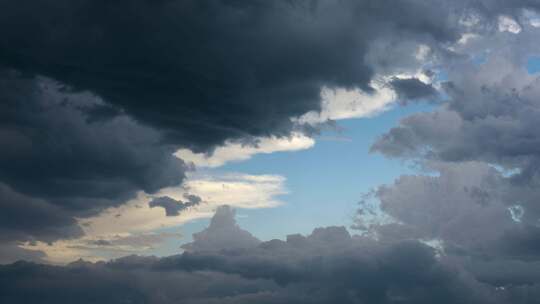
[0,0,468,151]
[0,208,502,304]
[0,70,185,244]
[149,194,202,216]
[0,183,82,243]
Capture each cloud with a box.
[1,0,539,257]
[371,55,540,222]
[389,77,438,101]
[0,71,186,244]
[0,0,471,152]
[0,183,82,243]
[350,159,540,302]
[0,242,46,265]
[498,15,522,33]
[293,84,396,125]
[149,194,202,216]
[0,207,504,304]
[356,24,540,302]
[5,203,540,303]
[181,205,261,252]
[357,162,517,253]
[0,0,496,256]
[3,0,540,297]
[19,173,286,264]
[84,172,286,236]
[175,133,314,168]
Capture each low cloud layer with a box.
[0,206,525,304]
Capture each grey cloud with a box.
[2,0,540,298]
[373,55,540,163]
[359,162,518,254]
[0,242,46,265]
[181,205,260,252]
[0,183,82,243]
[356,160,540,263]
[474,0,540,16]
[149,194,202,216]
[389,77,438,102]
[3,206,540,303]
[496,225,540,258]
[360,25,540,300]
[0,70,186,245]
[371,56,540,221]
[73,232,185,257]
[0,208,502,304]
[0,0,475,152]
[463,258,540,287]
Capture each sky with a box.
[177,103,429,244]
[2,1,540,303]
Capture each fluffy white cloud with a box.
[175,133,314,168]
[294,82,396,125]
[498,15,522,34]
